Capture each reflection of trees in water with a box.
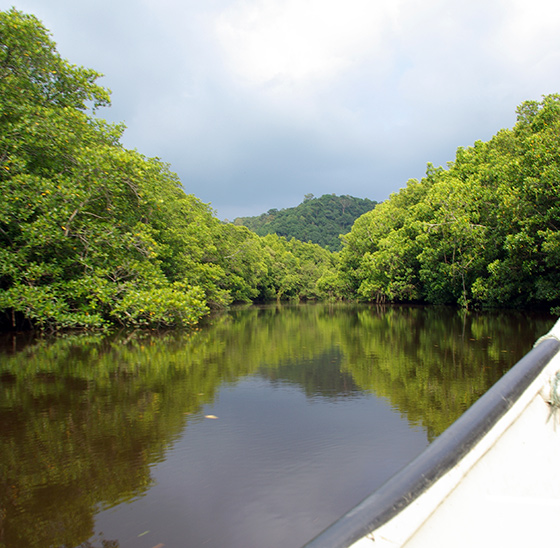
[0,306,338,548]
[0,330,229,548]
[338,306,553,440]
[0,304,553,547]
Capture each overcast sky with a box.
[3,0,560,219]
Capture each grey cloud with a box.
[3,0,560,219]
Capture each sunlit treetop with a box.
[0,8,110,112]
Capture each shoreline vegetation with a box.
[2,8,560,332]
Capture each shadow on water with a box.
[0,303,554,548]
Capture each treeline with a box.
[3,9,560,331]
[334,94,560,310]
[233,193,377,251]
[0,9,336,330]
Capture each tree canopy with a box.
[336,94,560,310]
[2,8,560,330]
[0,9,336,330]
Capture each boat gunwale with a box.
[302,334,560,548]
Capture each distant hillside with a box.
[233,194,377,251]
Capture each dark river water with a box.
[0,304,555,548]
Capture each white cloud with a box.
[214,0,397,89]
[495,0,560,56]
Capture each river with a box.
[0,303,554,548]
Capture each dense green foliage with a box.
[0,9,335,330]
[336,94,560,310]
[3,8,560,330]
[233,193,377,251]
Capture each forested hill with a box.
[233,194,377,251]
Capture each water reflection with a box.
[0,304,554,548]
[339,306,550,440]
